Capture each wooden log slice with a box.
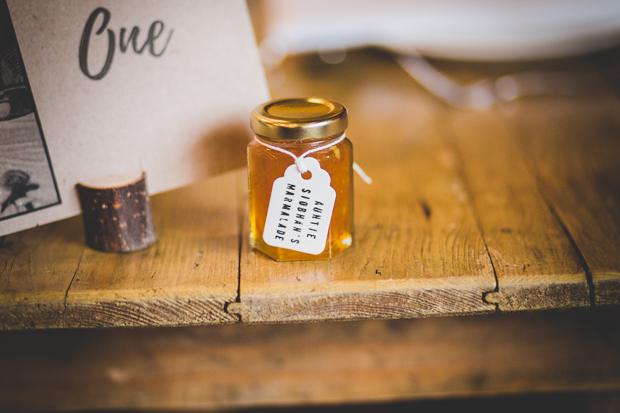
[76,173,157,252]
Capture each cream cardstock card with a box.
[0,0,269,236]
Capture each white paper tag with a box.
[263,158,336,255]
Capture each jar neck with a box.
[253,132,345,149]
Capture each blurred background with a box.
[249,0,620,110]
[251,0,620,62]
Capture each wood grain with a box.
[420,55,620,308]
[1,39,620,413]
[1,171,241,329]
[0,216,83,329]
[446,109,588,311]
[3,49,620,329]
[510,96,620,307]
[233,52,497,323]
[1,309,618,412]
[233,50,620,319]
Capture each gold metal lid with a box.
[250,97,348,141]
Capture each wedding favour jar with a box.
[248,97,353,261]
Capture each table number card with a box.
[0,0,269,236]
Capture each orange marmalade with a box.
[248,97,353,261]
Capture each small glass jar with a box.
[248,97,353,261]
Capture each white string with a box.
[254,133,345,174]
[253,133,372,184]
[353,162,372,184]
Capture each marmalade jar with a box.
[248,97,353,261]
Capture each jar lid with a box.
[251,97,348,141]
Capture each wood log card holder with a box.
[76,173,157,252]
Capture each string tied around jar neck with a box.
[253,133,372,184]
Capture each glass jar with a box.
[248,97,353,261]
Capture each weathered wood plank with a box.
[1,310,618,412]
[0,217,82,329]
[511,96,620,306]
[399,54,618,310]
[447,109,589,311]
[1,172,241,329]
[233,52,496,323]
[3,47,619,329]
[62,172,241,328]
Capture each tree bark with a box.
[77,173,157,252]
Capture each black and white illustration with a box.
[0,0,60,221]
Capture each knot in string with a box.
[294,157,309,174]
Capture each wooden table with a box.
[1,48,619,411]
[2,50,619,328]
